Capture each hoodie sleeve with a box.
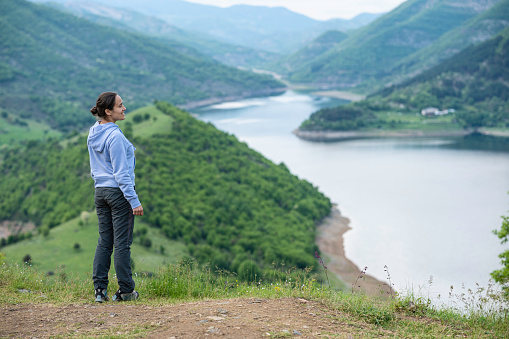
[108,132,141,209]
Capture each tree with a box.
[457,110,490,130]
[491,212,509,296]
[80,211,90,226]
[23,254,32,265]
[41,226,50,238]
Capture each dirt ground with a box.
[0,207,393,338]
[0,297,391,338]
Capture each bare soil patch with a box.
[0,297,386,338]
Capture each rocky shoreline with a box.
[294,128,474,142]
[316,206,392,296]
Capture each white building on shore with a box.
[421,107,455,116]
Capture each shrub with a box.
[23,254,32,265]
[238,260,261,282]
[142,238,152,248]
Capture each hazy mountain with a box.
[274,31,348,74]
[46,1,281,68]
[313,13,384,33]
[31,0,382,54]
[0,0,284,132]
[288,0,503,89]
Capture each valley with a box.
[0,2,508,335]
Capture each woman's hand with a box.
[133,205,144,216]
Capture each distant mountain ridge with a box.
[287,0,505,89]
[274,30,348,74]
[46,1,281,68]
[31,0,383,54]
[0,0,284,132]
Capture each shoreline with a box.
[178,87,287,110]
[312,90,366,102]
[316,206,391,296]
[294,128,474,141]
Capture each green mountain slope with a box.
[274,30,348,74]
[48,1,281,69]
[0,103,331,276]
[288,0,501,89]
[387,0,509,87]
[0,0,284,132]
[298,26,509,133]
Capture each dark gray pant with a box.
[93,187,135,293]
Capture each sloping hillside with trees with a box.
[0,103,331,276]
[288,0,502,89]
[298,26,509,133]
[0,0,284,133]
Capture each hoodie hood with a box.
[87,122,120,153]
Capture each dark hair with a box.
[91,92,118,118]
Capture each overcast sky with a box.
[184,0,408,20]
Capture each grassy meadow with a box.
[0,212,188,278]
[117,104,175,139]
[0,110,61,146]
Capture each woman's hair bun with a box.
[90,106,99,116]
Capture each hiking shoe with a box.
[95,288,109,303]
[112,289,139,301]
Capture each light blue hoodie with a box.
[87,121,141,209]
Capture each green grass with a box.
[0,261,508,338]
[372,111,464,131]
[117,105,175,139]
[0,212,188,277]
[0,110,61,145]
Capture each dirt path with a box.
[0,297,388,338]
[0,208,393,338]
[316,207,391,296]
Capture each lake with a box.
[191,90,509,301]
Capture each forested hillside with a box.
[287,0,502,89]
[0,0,284,133]
[48,1,281,68]
[299,26,509,132]
[0,103,331,276]
[387,0,509,87]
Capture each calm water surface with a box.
[192,91,509,299]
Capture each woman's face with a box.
[104,95,126,123]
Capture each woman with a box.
[88,92,143,302]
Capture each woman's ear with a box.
[104,108,112,116]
